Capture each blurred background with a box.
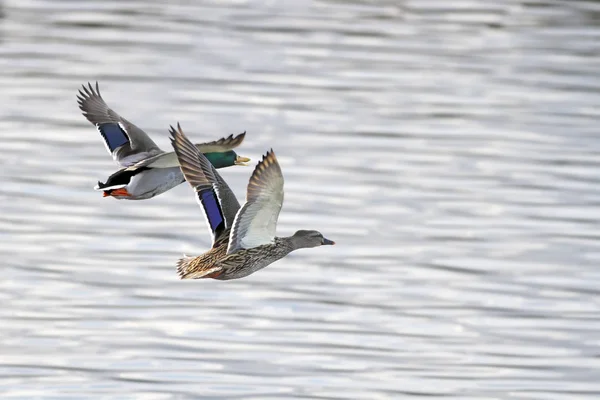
[1,0,599,398]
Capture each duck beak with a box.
[104,188,131,198]
[322,237,335,245]
[234,156,251,166]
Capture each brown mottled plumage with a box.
[176,235,229,279]
[170,124,334,281]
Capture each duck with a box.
[169,123,334,280]
[77,82,251,200]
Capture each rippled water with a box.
[1,0,600,398]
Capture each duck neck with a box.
[279,235,308,252]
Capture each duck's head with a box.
[204,150,250,169]
[291,230,335,249]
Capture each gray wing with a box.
[213,166,241,225]
[77,82,163,167]
[169,123,240,245]
[227,149,284,254]
[195,132,246,153]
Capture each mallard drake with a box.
[77,82,251,200]
[169,123,334,280]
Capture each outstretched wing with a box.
[195,132,246,153]
[169,123,240,245]
[77,82,162,167]
[227,150,284,254]
[123,131,247,171]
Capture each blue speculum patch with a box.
[99,123,129,152]
[200,190,224,232]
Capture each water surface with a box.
[1,0,600,398]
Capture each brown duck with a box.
[169,124,334,280]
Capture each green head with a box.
[203,150,250,169]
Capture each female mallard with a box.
[77,82,251,200]
[170,124,334,280]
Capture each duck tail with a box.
[176,254,197,279]
[176,253,223,279]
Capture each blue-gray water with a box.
[1,1,600,399]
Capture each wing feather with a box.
[169,123,240,244]
[227,150,284,254]
[77,82,162,167]
[195,132,246,153]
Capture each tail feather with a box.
[176,254,222,279]
[94,181,126,191]
[93,166,150,191]
[176,255,196,279]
